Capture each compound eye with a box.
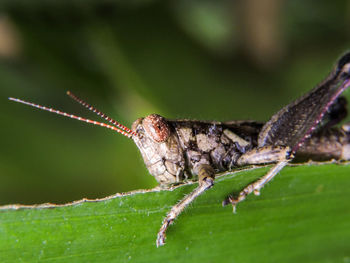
[143,114,171,142]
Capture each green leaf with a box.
[1,163,350,262]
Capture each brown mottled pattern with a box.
[133,114,350,186]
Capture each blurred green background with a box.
[1,0,350,205]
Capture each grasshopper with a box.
[9,53,350,247]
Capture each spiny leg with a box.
[223,145,291,212]
[225,121,350,212]
[295,124,350,161]
[156,164,215,247]
[236,146,291,166]
[341,123,350,160]
[223,160,289,213]
[321,96,347,129]
[223,55,350,213]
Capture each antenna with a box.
[66,91,137,137]
[8,96,135,138]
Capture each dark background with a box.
[1,0,349,205]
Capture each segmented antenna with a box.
[66,91,137,137]
[8,97,134,138]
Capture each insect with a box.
[9,53,350,247]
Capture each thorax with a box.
[172,120,262,173]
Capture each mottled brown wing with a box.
[258,53,350,154]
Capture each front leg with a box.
[223,146,291,212]
[156,164,215,247]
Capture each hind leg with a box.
[296,124,350,161]
[322,96,347,129]
[341,123,350,160]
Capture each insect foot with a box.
[223,161,289,213]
